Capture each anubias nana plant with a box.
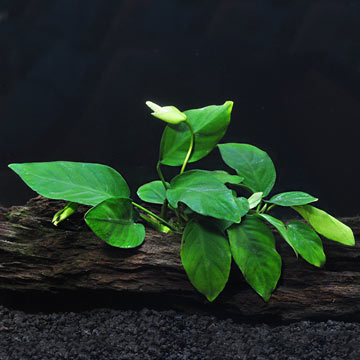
[8,100,355,302]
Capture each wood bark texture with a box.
[0,196,360,322]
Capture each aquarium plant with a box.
[8,100,355,302]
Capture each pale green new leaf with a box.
[159,101,233,166]
[8,161,130,206]
[287,221,325,267]
[248,192,263,209]
[166,170,241,223]
[227,216,282,301]
[146,101,187,124]
[85,197,145,248]
[137,180,170,204]
[218,143,276,196]
[181,218,231,301]
[52,201,78,226]
[292,205,355,246]
[266,191,318,206]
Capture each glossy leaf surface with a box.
[256,213,298,256]
[292,205,355,246]
[137,180,170,204]
[218,143,276,196]
[266,191,318,206]
[167,170,241,222]
[85,198,145,248]
[227,216,282,301]
[181,218,231,301]
[214,197,249,233]
[287,221,325,267]
[8,161,130,206]
[159,101,233,166]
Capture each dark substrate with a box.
[0,291,360,360]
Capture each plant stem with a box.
[131,201,177,231]
[266,204,276,212]
[156,161,168,190]
[156,161,169,220]
[161,199,168,219]
[180,120,194,175]
[156,160,182,225]
[167,201,183,224]
[138,213,172,234]
[259,203,268,213]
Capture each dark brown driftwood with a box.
[1,196,360,322]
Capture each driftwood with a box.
[0,196,360,322]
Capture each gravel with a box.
[1,302,360,360]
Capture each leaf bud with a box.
[146,101,187,124]
[52,202,78,226]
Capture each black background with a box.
[1,0,359,217]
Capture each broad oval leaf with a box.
[266,191,318,206]
[159,101,233,166]
[287,221,325,267]
[181,218,231,302]
[256,213,298,257]
[218,143,276,197]
[292,205,355,246]
[166,170,241,222]
[8,161,130,206]
[137,180,170,204]
[85,197,145,248]
[227,216,282,301]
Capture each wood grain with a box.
[1,196,360,322]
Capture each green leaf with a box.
[159,101,233,166]
[217,143,276,197]
[137,180,170,204]
[248,192,263,209]
[181,218,231,302]
[214,197,249,233]
[292,205,355,246]
[166,170,241,222]
[211,170,244,185]
[213,219,235,233]
[235,197,250,217]
[287,221,326,267]
[227,216,282,301]
[265,191,318,206]
[256,213,298,256]
[8,161,130,206]
[85,197,145,248]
